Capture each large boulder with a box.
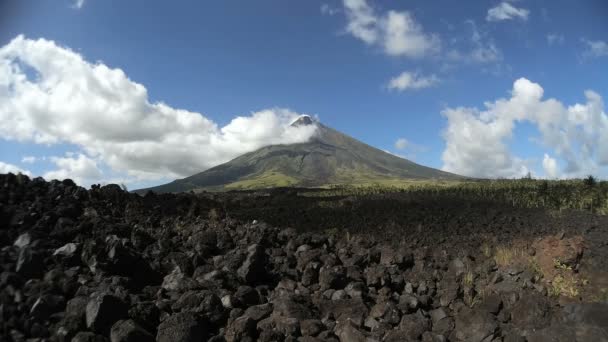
[110,319,154,342]
[453,307,497,342]
[86,293,128,333]
[156,312,209,342]
[237,244,268,284]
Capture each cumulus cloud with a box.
[0,35,318,183]
[43,153,102,186]
[486,2,530,22]
[394,138,408,150]
[543,154,558,178]
[388,71,439,91]
[442,78,608,179]
[342,0,440,58]
[582,39,608,58]
[0,161,31,176]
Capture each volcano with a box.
[137,116,463,193]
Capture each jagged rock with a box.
[449,259,466,277]
[109,319,154,342]
[54,243,79,258]
[71,331,108,342]
[344,282,365,299]
[479,293,502,315]
[86,294,128,333]
[379,246,413,268]
[273,294,314,320]
[66,296,90,319]
[334,320,366,342]
[244,303,273,322]
[318,299,368,327]
[510,294,551,330]
[237,244,267,284]
[397,310,430,340]
[319,265,347,290]
[453,307,497,342]
[55,314,85,341]
[13,233,32,249]
[233,285,260,307]
[301,262,321,286]
[127,301,159,332]
[171,290,226,325]
[2,174,608,342]
[429,308,454,336]
[156,312,209,342]
[29,294,66,319]
[300,319,324,336]
[398,293,419,313]
[16,247,44,278]
[162,267,198,292]
[225,316,256,342]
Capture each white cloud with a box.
[388,71,439,91]
[21,156,36,164]
[343,0,378,44]
[0,35,318,183]
[486,2,530,22]
[72,0,85,9]
[43,153,102,186]
[395,138,408,150]
[321,4,339,16]
[582,39,608,58]
[0,161,31,176]
[547,34,565,46]
[543,154,558,178]
[342,0,440,58]
[442,78,608,179]
[383,11,441,58]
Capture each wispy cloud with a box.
[72,0,85,9]
[395,138,408,150]
[446,20,503,65]
[547,34,565,46]
[320,3,339,16]
[582,39,608,59]
[388,71,439,91]
[21,156,36,164]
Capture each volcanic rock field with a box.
[1,173,608,342]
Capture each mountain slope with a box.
[137,117,463,193]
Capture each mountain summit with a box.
[137,117,462,193]
[290,114,314,127]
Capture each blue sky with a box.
[0,0,607,187]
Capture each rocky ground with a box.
[1,173,607,342]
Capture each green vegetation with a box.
[225,170,299,189]
[549,274,580,298]
[301,178,608,214]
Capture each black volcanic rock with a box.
[2,173,608,342]
[156,312,209,342]
[86,293,128,333]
